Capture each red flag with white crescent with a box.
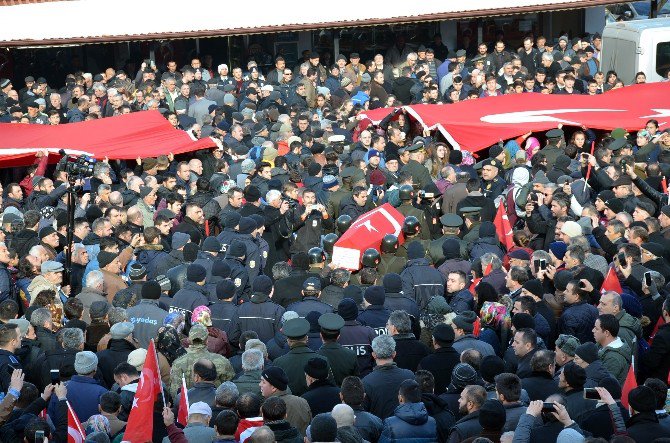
[177,375,189,426]
[493,204,514,250]
[601,267,623,294]
[123,340,162,442]
[67,401,86,443]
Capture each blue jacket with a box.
[380,402,437,443]
[358,305,391,336]
[136,247,169,280]
[62,375,108,422]
[447,289,474,313]
[559,301,599,344]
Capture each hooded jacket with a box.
[598,337,632,385]
[380,402,437,443]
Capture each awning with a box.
[360,83,670,153]
[0,0,616,48]
[0,110,214,167]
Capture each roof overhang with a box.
[0,0,617,48]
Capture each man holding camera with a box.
[289,189,331,255]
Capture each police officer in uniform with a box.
[0,323,22,393]
[336,298,377,377]
[286,277,334,317]
[273,317,331,396]
[236,217,263,283]
[231,275,284,344]
[307,247,329,279]
[395,216,431,260]
[481,158,507,200]
[222,239,251,301]
[429,213,467,266]
[378,234,405,275]
[459,207,483,250]
[249,214,270,274]
[397,185,430,240]
[322,233,338,267]
[357,286,391,336]
[217,212,241,254]
[542,128,565,170]
[416,183,444,240]
[317,313,359,386]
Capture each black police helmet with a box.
[398,184,414,201]
[336,214,352,233]
[381,234,399,253]
[402,215,420,236]
[322,233,338,255]
[308,247,326,264]
[361,248,381,268]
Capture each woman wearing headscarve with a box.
[185,305,232,357]
[478,301,511,357]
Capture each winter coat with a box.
[234,369,262,396]
[641,322,670,381]
[446,289,474,313]
[598,337,632,386]
[231,292,285,344]
[400,258,445,311]
[320,285,346,308]
[136,245,169,280]
[65,375,108,422]
[468,236,504,262]
[626,411,668,442]
[452,334,496,358]
[351,405,383,442]
[339,320,378,376]
[126,299,168,349]
[615,310,642,354]
[558,301,599,344]
[39,347,77,390]
[169,281,210,320]
[35,326,59,355]
[421,393,455,443]
[564,389,597,424]
[154,248,184,277]
[502,402,526,431]
[340,196,367,221]
[266,420,303,443]
[363,363,415,419]
[274,344,330,396]
[357,305,391,336]
[268,390,312,435]
[380,402,437,443]
[267,331,291,361]
[96,338,136,388]
[393,333,430,372]
[273,270,322,308]
[446,411,481,443]
[584,359,613,389]
[521,371,559,401]
[100,269,127,301]
[580,402,630,440]
[318,342,359,387]
[286,296,333,318]
[418,347,460,395]
[76,287,108,324]
[301,379,341,415]
[209,300,237,337]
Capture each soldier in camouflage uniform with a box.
[169,323,235,398]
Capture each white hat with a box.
[127,348,148,371]
[260,85,274,92]
[561,220,582,238]
[189,401,212,416]
[217,64,228,73]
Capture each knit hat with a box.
[322,175,338,190]
[139,186,153,199]
[479,400,506,431]
[97,251,117,269]
[549,241,568,260]
[407,241,425,260]
[262,366,289,391]
[432,323,455,344]
[127,348,147,371]
[238,217,256,235]
[183,243,200,262]
[452,311,477,333]
[201,236,222,253]
[561,221,582,238]
[442,238,461,259]
[228,239,246,258]
[139,281,160,301]
[562,361,586,388]
[216,280,236,300]
[364,286,385,306]
[337,298,358,320]
[555,334,580,357]
[110,322,134,339]
[241,159,256,174]
[628,385,656,412]
[128,263,147,281]
[244,185,261,202]
[186,264,207,283]
[252,275,273,295]
[39,226,56,240]
[212,260,231,278]
[427,295,452,315]
[75,351,98,375]
[450,363,478,389]
[599,376,622,400]
[343,285,363,306]
[511,312,535,330]
[382,273,403,293]
[480,355,505,383]
[172,232,191,249]
[575,342,599,364]
[304,358,329,380]
[557,429,585,443]
[522,279,544,298]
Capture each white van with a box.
[600,18,670,83]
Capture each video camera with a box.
[57,149,96,179]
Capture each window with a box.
[656,42,670,78]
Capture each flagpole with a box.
[152,339,167,408]
[583,141,595,193]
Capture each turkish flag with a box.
[332,203,406,270]
[177,375,189,426]
[469,262,492,293]
[493,204,514,250]
[124,340,162,443]
[601,267,623,294]
[361,83,670,153]
[67,401,86,443]
[621,361,638,411]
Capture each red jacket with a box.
[20,153,49,197]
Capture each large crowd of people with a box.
[0,28,668,443]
